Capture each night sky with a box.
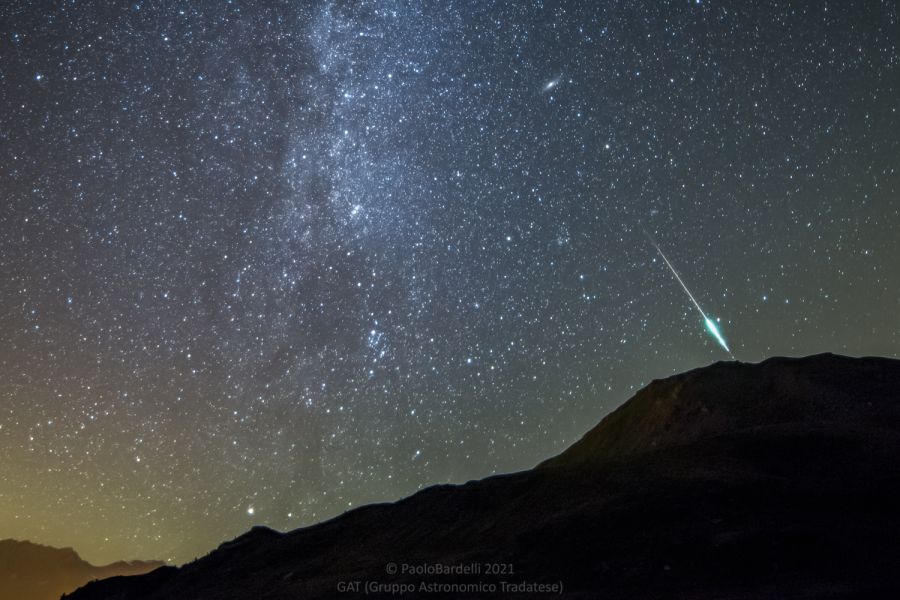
[1,1,898,565]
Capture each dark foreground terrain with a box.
[67,354,900,599]
[0,539,163,600]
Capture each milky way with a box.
[1,1,898,564]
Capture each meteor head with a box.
[704,317,731,354]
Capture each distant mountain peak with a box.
[0,539,163,600]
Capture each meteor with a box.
[643,230,732,355]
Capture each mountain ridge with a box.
[66,353,900,599]
[0,538,164,600]
[540,353,900,469]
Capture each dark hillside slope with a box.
[67,354,900,599]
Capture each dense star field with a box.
[1,1,898,564]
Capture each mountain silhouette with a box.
[65,354,900,599]
[0,539,163,600]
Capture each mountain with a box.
[0,539,163,600]
[66,354,900,599]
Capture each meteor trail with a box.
[643,230,732,355]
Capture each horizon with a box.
[9,351,900,566]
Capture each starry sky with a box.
[1,1,898,565]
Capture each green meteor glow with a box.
[704,317,730,353]
[644,229,733,356]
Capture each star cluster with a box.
[1,1,898,564]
